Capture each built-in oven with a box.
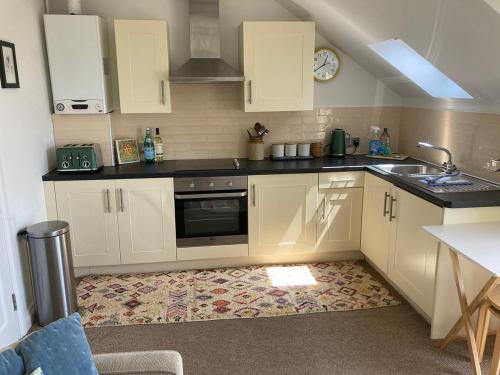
[174,176,248,248]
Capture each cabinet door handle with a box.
[389,196,397,221]
[383,192,390,217]
[248,80,252,104]
[105,189,111,213]
[160,80,165,105]
[252,184,256,207]
[119,188,124,212]
[322,197,327,220]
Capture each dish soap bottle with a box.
[154,127,164,163]
[379,128,392,156]
[368,126,381,156]
[144,128,155,163]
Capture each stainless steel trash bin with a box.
[26,220,77,326]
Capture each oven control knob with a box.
[61,161,70,169]
[227,181,233,187]
[189,182,195,189]
[56,103,65,112]
[208,182,215,188]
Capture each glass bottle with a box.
[143,128,155,163]
[154,127,164,163]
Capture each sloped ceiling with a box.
[279,0,500,106]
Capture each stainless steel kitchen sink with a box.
[371,164,445,177]
[371,163,500,193]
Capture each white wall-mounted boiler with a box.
[44,15,113,114]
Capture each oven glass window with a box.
[176,196,247,238]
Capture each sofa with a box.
[0,313,183,375]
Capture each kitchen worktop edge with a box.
[42,155,500,208]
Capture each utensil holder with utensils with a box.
[247,122,270,161]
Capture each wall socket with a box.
[489,159,500,172]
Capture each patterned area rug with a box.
[78,261,401,328]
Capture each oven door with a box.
[175,191,248,247]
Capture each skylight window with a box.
[369,38,473,99]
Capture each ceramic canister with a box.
[272,143,285,158]
[311,142,323,158]
[248,138,265,161]
[298,143,311,157]
[285,143,297,157]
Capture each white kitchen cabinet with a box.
[54,178,176,267]
[360,173,393,274]
[114,20,171,113]
[241,22,315,112]
[361,173,443,318]
[317,187,363,252]
[387,187,443,316]
[116,178,176,264]
[248,173,318,255]
[55,180,121,267]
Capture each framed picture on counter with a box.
[115,139,140,164]
[0,40,20,88]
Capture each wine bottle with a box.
[154,128,164,162]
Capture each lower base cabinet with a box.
[361,173,392,273]
[54,178,176,267]
[248,172,364,256]
[317,187,363,252]
[55,180,121,267]
[248,173,318,255]
[387,187,442,316]
[361,173,442,318]
[116,179,176,264]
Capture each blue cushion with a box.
[0,348,24,375]
[16,313,98,375]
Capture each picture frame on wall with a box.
[115,139,140,164]
[0,41,20,89]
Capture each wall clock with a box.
[314,47,340,82]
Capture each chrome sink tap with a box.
[416,142,457,174]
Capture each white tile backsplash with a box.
[53,84,402,162]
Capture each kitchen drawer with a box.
[177,244,249,261]
[319,171,364,189]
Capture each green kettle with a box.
[329,128,351,157]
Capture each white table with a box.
[424,222,500,375]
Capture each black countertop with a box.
[366,168,500,209]
[245,155,404,174]
[43,160,177,181]
[42,155,500,209]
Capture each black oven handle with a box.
[174,192,248,200]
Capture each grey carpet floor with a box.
[85,262,495,375]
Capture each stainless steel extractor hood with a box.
[170,0,244,83]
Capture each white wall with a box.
[0,0,55,336]
[286,0,500,112]
[48,0,401,109]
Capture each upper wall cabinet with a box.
[114,20,172,113]
[241,22,315,112]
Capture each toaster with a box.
[56,143,103,172]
